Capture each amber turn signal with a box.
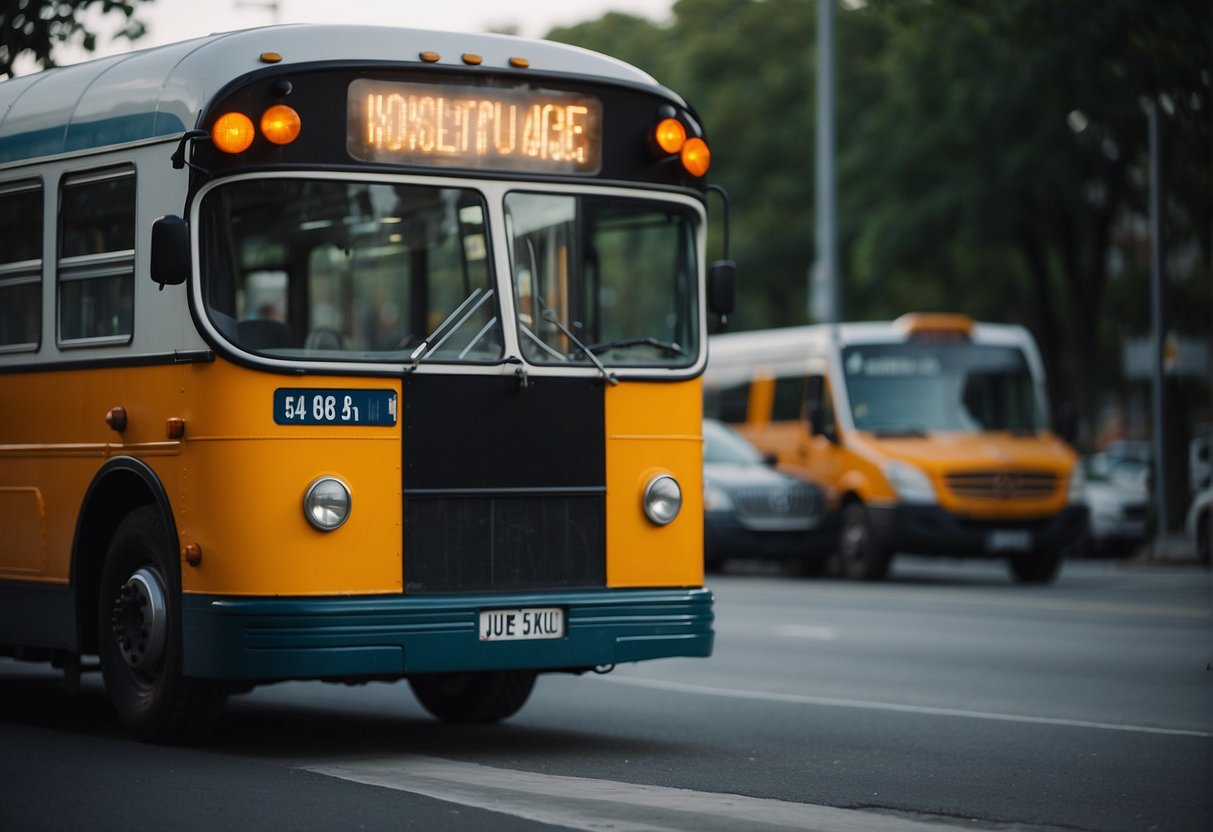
[681,137,711,177]
[212,112,255,153]
[261,104,302,145]
[654,118,686,154]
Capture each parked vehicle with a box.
[704,314,1087,584]
[1185,488,1212,566]
[703,419,831,573]
[1080,454,1151,557]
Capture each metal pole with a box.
[1146,98,1168,552]
[812,0,839,324]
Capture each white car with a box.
[1185,488,1211,566]
[1080,454,1151,558]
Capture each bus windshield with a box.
[842,342,1042,434]
[200,177,502,363]
[506,192,699,369]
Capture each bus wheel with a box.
[1008,548,1062,584]
[838,502,891,581]
[409,670,537,723]
[98,505,225,743]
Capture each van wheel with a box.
[1008,548,1063,584]
[838,502,891,581]
[409,670,537,723]
[98,505,225,743]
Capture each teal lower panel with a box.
[181,587,714,681]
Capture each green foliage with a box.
[0,0,149,79]
[548,0,1211,441]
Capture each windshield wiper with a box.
[539,306,619,386]
[405,288,494,373]
[586,336,685,357]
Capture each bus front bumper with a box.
[181,587,714,682]
[866,503,1089,557]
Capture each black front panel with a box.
[402,374,606,593]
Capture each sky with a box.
[32,0,677,69]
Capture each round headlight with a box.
[643,474,682,526]
[304,477,351,531]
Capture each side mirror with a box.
[808,405,838,444]
[708,259,735,324]
[150,215,190,288]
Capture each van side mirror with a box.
[150,215,190,288]
[808,405,838,444]
[708,259,735,326]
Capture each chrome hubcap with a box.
[111,567,167,670]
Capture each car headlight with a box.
[703,483,734,513]
[643,474,682,525]
[304,476,351,531]
[1066,463,1085,504]
[884,460,936,503]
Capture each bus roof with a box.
[0,24,664,166]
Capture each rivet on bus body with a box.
[166,417,186,439]
[462,53,483,66]
[509,57,530,69]
[105,406,127,433]
[260,52,283,64]
[184,543,202,567]
[419,51,441,63]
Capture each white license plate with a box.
[987,530,1032,552]
[479,607,564,641]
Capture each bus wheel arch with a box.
[72,458,175,656]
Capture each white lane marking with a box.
[599,675,1213,739]
[774,624,839,640]
[301,754,961,832]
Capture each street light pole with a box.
[812,0,839,324]
[1145,97,1169,553]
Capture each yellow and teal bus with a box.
[0,24,726,741]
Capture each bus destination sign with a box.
[348,79,602,174]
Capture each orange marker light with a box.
[261,104,302,145]
[212,112,255,153]
[681,137,711,176]
[654,118,686,154]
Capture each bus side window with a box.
[58,168,135,344]
[806,374,837,441]
[0,180,42,352]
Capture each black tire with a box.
[409,670,537,723]
[838,502,891,581]
[98,505,225,743]
[1008,548,1063,584]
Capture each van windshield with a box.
[841,342,1043,434]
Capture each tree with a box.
[844,0,1210,442]
[1,0,150,79]
[550,0,1211,446]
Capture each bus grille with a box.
[944,470,1059,501]
[403,494,605,594]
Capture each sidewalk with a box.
[1139,533,1205,566]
